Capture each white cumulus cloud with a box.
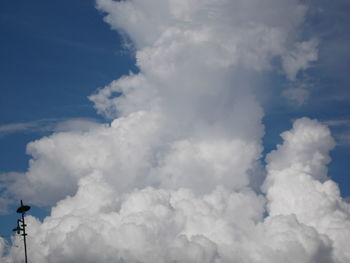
[1,0,349,263]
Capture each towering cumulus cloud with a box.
[1,0,349,262]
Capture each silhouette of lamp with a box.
[12,200,31,263]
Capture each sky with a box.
[0,0,350,262]
[0,0,136,242]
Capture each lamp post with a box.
[12,200,31,263]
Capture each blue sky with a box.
[0,0,137,238]
[0,0,136,170]
[0,0,349,252]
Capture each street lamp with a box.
[12,200,31,263]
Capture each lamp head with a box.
[16,205,30,214]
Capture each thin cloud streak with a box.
[0,118,102,137]
[322,119,350,147]
[322,119,350,127]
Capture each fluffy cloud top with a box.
[1,0,349,262]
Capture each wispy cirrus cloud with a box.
[322,119,350,127]
[322,119,350,146]
[0,119,55,137]
[0,118,102,138]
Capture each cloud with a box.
[336,133,350,146]
[322,120,350,127]
[282,86,310,105]
[264,118,350,263]
[321,119,350,147]
[281,39,318,81]
[52,118,104,132]
[0,120,53,137]
[305,0,350,102]
[1,0,350,263]
[0,118,102,138]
